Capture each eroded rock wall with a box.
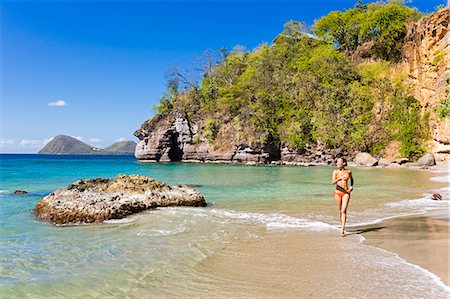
[402,8,450,146]
[133,114,350,165]
[134,114,272,164]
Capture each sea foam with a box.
[208,209,337,232]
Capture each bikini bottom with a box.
[334,185,349,199]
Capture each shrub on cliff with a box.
[436,78,450,120]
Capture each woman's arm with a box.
[331,170,341,184]
[348,171,354,192]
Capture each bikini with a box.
[334,171,350,198]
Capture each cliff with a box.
[402,8,450,149]
[134,114,346,165]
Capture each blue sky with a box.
[0,0,445,153]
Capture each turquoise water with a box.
[1,154,448,298]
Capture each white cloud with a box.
[48,100,68,107]
[115,137,127,142]
[19,138,52,147]
[0,138,53,153]
[89,138,103,143]
[71,136,84,141]
[0,138,14,145]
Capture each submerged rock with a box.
[12,190,28,194]
[35,174,206,226]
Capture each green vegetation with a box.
[432,50,444,66]
[154,0,436,160]
[388,95,424,159]
[313,0,421,61]
[436,78,450,119]
[204,119,219,141]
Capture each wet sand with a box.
[187,228,450,298]
[353,208,450,286]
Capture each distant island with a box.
[39,135,137,155]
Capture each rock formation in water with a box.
[39,135,137,155]
[12,190,28,194]
[35,174,206,225]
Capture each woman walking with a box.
[332,158,354,237]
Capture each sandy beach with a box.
[189,164,450,298]
[350,163,450,286]
[190,227,449,298]
[354,208,450,286]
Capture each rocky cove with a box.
[133,115,347,165]
[133,9,450,167]
[133,114,442,168]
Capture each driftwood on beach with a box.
[35,174,206,226]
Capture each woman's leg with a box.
[340,193,350,236]
[335,192,342,233]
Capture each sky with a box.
[0,0,446,153]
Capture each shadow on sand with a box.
[346,226,386,235]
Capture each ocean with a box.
[0,154,448,298]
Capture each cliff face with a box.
[402,8,449,146]
[134,114,347,165]
[134,115,273,164]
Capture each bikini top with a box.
[337,171,350,182]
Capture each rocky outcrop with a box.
[133,113,441,168]
[134,114,190,161]
[402,9,450,145]
[12,190,28,194]
[134,114,352,165]
[354,152,378,166]
[35,174,206,226]
[416,153,436,166]
[134,114,275,164]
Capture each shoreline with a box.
[354,208,449,286]
[138,158,449,168]
[351,162,449,287]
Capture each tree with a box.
[281,20,310,39]
[313,1,421,60]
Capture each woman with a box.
[332,158,354,237]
